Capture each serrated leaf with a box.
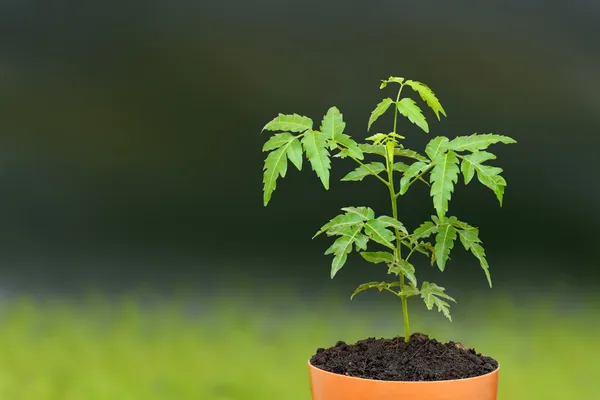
[263,140,295,206]
[262,132,296,152]
[341,162,385,182]
[395,149,429,162]
[430,150,460,219]
[341,206,375,221]
[321,106,345,141]
[411,221,437,243]
[462,152,507,205]
[404,80,447,120]
[470,242,492,287]
[448,133,517,153]
[380,76,404,89]
[399,284,420,297]
[425,136,450,160]
[399,161,430,195]
[334,133,364,160]
[360,251,395,264]
[262,114,313,133]
[364,219,396,249]
[325,225,367,278]
[397,98,429,133]
[434,222,457,271]
[421,282,456,322]
[460,151,496,184]
[365,133,388,144]
[301,130,331,190]
[359,143,387,156]
[393,162,409,172]
[390,259,417,287]
[376,216,408,235]
[314,212,364,238]
[286,137,303,170]
[368,99,393,130]
[351,281,402,299]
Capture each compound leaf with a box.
[321,106,345,140]
[301,130,331,190]
[351,281,402,299]
[397,98,429,133]
[314,212,364,238]
[263,143,293,206]
[411,221,437,243]
[395,149,430,162]
[262,132,296,152]
[286,137,303,170]
[263,113,313,133]
[460,151,496,184]
[430,150,460,219]
[325,225,367,278]
[334,133,364,160]
[341,206,375,221]
[389,259,417,287]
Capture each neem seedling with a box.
[261,76,515,342]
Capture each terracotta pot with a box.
[308,361,499,400]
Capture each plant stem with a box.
[386,139,411,343]
[392,84,404,136]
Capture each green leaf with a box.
[420,282,456,322]
[460,151,496,184]
[321,106,345,141]
[393,162,409,172]
[448,133,517,153]
[325,225,367,278]
[470,243,492,287]
[380,77,404,89]
[395,149,429,162]
[359,143,386,156]
[314,212,364,238]
[365,133,388,144]
[351,281,402,299]
[341,162,386,182]
[364,219,396,249]
[301,130,331,190]
[404,80,447,120]
[263,139,297,206]
[334,133,364,160]
[376,216,408,235]
[399,161,430,195]
[461,152,507,205]
[262,132,296,152]
[341,206,375,221]
[286,137,303,171]
[397,98,429,133]
[389,259,417,287]
[368,99,394,131]
[434,222,457,271]
[399,284,420,297]
[360,251,395,264]
[263,114,313,133]
[411,221,437,243]
[430,150,460,219]
[425,136,449,160]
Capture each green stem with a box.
[386,142,411,342]
[392,84,404,135]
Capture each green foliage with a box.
[421,282,456,321]
[261,74,515,338]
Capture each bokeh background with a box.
[0,1,599,399]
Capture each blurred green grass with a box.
[0,293,597,399]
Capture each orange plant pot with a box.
[309,361,499,400]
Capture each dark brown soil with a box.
[310,333,498,381]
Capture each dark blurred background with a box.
[0,0,598,296]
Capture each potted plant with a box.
[261,76,516,400]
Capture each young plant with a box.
[261,76,516,342]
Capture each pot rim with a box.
[308,360,500,384]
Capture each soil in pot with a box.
[310,333,498,381]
